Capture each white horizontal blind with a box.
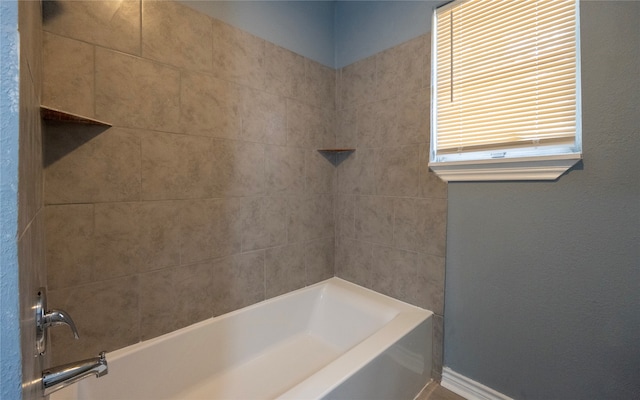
[434,0,578,156]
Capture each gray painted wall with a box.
[0,1,22,398]
[443,2,640,399]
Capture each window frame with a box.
[429,0,583,182]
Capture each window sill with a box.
[429,154,582,182]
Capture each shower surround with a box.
[43,0,446,379]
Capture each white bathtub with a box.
[51,278,433,400]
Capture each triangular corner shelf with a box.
[40,106,112,127]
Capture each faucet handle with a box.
[42,309,80,339]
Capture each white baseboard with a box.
[441,367,513,400]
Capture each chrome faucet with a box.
[35,288,109,396]
[42,351,108,396]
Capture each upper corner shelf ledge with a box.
[317,148,356,153]
[40,106,112,127]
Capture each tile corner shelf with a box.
[317,148,356,153]
[40,105,112,127]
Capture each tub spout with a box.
[42,351,108,396]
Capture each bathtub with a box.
[51,278,433,400]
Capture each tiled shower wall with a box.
[17,1,47,398]
[334,35,448,379]
[43,0,448,380]
[43,0,336,365]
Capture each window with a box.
[430,0,582,181]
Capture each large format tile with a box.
[45,204,94,290]
[338,56,376,110]
[370,245,418,304]
[304,59,336,110]
[48,276,139,366]
[43,0,141,55]
[44,125,141,204]
[180,199,214,264]
[336,148,376,195]
[414,253,445,314]
[396,88,430,146]
[264,42,305,98]
[306,149,335,194]
[241,87,287,145]
[265,243,305,298]
[420,144,448,199]
[375,145,420,197]
[394,198,447,257]
[335,237,372,288]
[335,108,358,149]
[243,196,287,252]
[212,251,265,316]
[265,145,305,195]
[212,19,265,90]
[95,47,180,132]
[357,98,397,148]
[354,195,394,245]
[140,130,214,200]
[42,33,94,118]
[142,0,212,71]
[305,237,335,285]
[288,194,334,243]
[179,70,242,139]
[376,35,425,100]
[211,139,265,197]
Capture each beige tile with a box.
[423,33,432,89]
[140,261,214,340]
[241,87,287,145]
[138,201,181,272]
[396,88,430,146]
[212,251,265,316]
[304,59,336,110]
[414,254,445,314]
[44,125,141,204]
[179,70,242,139]
[376,35,425,100]
[265,145,305,195]
[180,199,214,264]
[355,195,394,245]
[48,276,139,366]
[139,268,176,340]
[335,194,356,239]
[357,98,397,148]
[394,198,447,257]
[335,237,372,288]
[305,237,335,285]
[210,198,244,259]
[211,139,265,197]
[338,56,376,110]
[95,47,180,132]
[45,204,94,290]
[212,19,265,90]
[43,0,141,55]
[288,194,334,244]
[42,33,94,118]
[306,149,335,194]
[140,130,214,200]
[142,0,212,71]
[420,144,448,199]
[265,243,306,298]
[18,57,43,233]
[336,108,358,149]
[243,196,287,252]
[19,0,43,91]
[370,245,418,304]
[286,99,309,147]
[375,145,420,197]
[264,42,305,98]
[173,261,214,329]
[432,314,444,381]
[336,148,376,195]
[93,202,140,281]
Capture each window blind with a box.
[434,0,579,156]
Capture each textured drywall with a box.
[0,1,22,399]
[443,1,640,399]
